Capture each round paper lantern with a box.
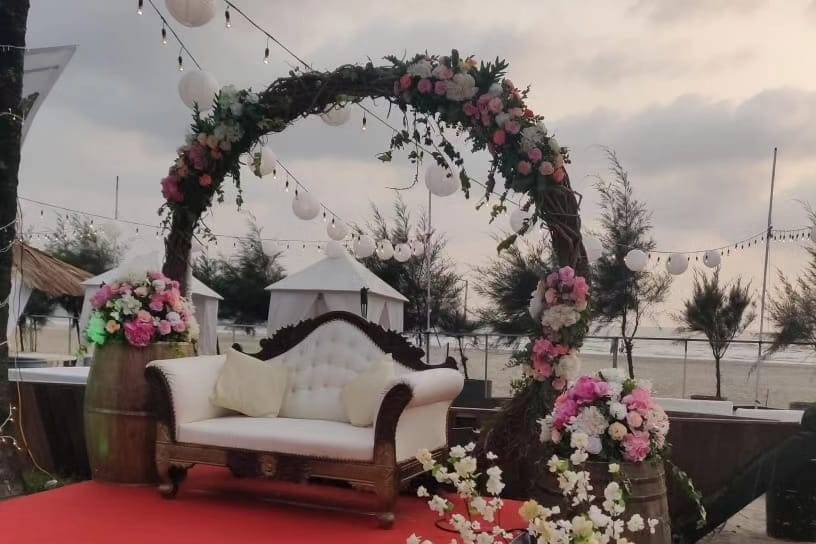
[255,146,277,177]
[703,249,721,268]
[292,192,320,220]
[582,235,602,263]
[325,240,345,259]
[326,220,348,241]
[376,240,394,261]
[424,164,459,197]
[666,253,689,275]
[394,243,412,262]
[261,239,279,255]
[178,70,218,110]
[165,0,216,27]
[509,208,532,233]
[412,241,425,257]
[354,235,375,259]
[320,105,350,126]
[624,249,648,272]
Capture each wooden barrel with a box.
[84,342,194,484]
[537,460,671,544]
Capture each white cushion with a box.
[342,360,394,427]
[212,349,289,417]
[274,321,394,422]
[177,417,375,461]
[655,397,734,416]
[734,408,804,423]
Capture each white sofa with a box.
[145,311,463,527]
[656,397,734,417]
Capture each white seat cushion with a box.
[177,417,375,461]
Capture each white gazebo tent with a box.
[265,250,407,336]
[78,265,223,355]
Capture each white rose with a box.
[556,351,582,381]
[407,59,433,79]
[570,450,589,465]
[446,73,477,102]
[570,431,590,450]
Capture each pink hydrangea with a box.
[623,388,653,412]
[433,80,448,96]
[492,129,506,146]
[527,148,543,163]
[622,432,651,462]
[157,320,172,336]
[124,320,155,348]
[417,78,433,94]
[517,160,532,175]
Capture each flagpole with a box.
[755,147,777,404]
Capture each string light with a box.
[263,37,270,64]
[177,50,183,71]
[224,6,231,28]
[137,0,143,15]
[362,112,367,131]
[161,24,167,45]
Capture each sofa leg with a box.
[376,511,395,529]
[373,467,398,529]
[157,447,189,499]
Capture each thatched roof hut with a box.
[11,242,91,298]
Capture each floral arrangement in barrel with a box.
[85,271,199,348]
[409,443,660,544]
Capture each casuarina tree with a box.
[591,149,671,377]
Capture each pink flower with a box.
[552,167,567,184]
[626,411,644,429]
[572,276,589,301]
[463,102,478,117]
[91,285,114,309]
[161,175,184,204]
[136,310,152,323]
[399,73,413,91]
[187,144,207,171]
[488,97,503,114]
[124,321,155,348]
[571,376,610,404]
[559,266,576,283]
[134,286,148,297]
[533,360,553,380]
[544,288,557,304]
[148,272,166,281]
[492,129,506,146]
[504,120,521,135]
[622,432,651,462]
[546,272,559,288]
[553,394,579,429]
[509,107,523,118]
[434,65,454,80]
[172,320,187,333]
[551,428,562,443]
[527,148,543,163]
[158,320,172,336]
[434,80,448,95]
[417,78,433,94]
[149,295,165,312]
[503,79,515,90]
[539,161,555,176]
[199,174,212,188]
[623,388,653,412]
[517,160,532,175]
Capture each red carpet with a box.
[1,466,522,543]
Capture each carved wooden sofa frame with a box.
[145,311,461,527]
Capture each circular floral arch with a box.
[159,50,587,287]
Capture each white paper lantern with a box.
[320,105,351,126]
[394,243,412,262]
[326,220,348,241]
[165,0,216,27]
[325,240,345,259]
[412,241,425,257]
[261,239,279,255]
[255,146,277,177]
[624,249,648,272]
[583,235,602,263]
[424,164,459,197]
[178,70,218,110]
[376,240,394,261]
[703,250,721,269]
[354,235,375,258]
[666,253,689,275]
[509,208,532,233]
[292,192,320,220]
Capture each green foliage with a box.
[192,219,285,324]
[355,195,465,332]
[473,236,551,336]
[45,214,126,275]
[678,269,755,398]
[591,149,671,377]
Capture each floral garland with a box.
[86,271,199,348]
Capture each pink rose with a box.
[91,285,114,309]
[433,80,448,95]
[417,78,433,94]
[199,174,212,188]
[552,167,567,184]
[517,160,532,175]
[559,266,575,283]
[136,310,152,323]
[546,272,559,288]
[533,360,553,380]
[527,148,543,163]
[504,120,521,135]
[539,161,555,176]
[492,129,506,146]
[158,320,172,336]
[134,286,148,297]
[172,320,187,333]
[572,276,589,301]
[622,432,651,463]
[544,288,557,304]
[187,144,208,171]
[399,73,413,91]
[149,295,164,312]
[509,107,523,118]
[463,102,478,117]
[124,321,155,348]
[623,388,653,412]
[488,96,503,114]
[626,411,644,429]
[161,175,184,203]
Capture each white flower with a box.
[634,378,654,392]
[608,401,628,421]
[548,137,560,153]
[570,431,590,451]
[520,122,547,152]
[416,448,435,471]
[407,59,433,79]
[542,305,581,331]
[453,456,477,477]
[626,514,645,532]
[487,82,503,96]
[166,311,181,324]
[464,442,476,452]
[416,485,429,498]
[229,102,243,117]
[648,518,660,534]
[600,368,626,383]
[608,463,620,474]
[569,406,609,437]
[445,72,477,101]
[495,112,511,127]
[449,445,466,459]
[486,465,505,496]
[556,350,582,381]
[604,482,623,502]
[186,314,200,340]
[570,449,589,465]
[152,279,167,292]
[538,416,553,443]
[486,451,498,461]
[588,505,610,528]
[406,534,421,544]
[428,495,449,516]
[586,435,603,455]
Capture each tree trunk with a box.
[161,209,198,293]
[624,339,635,379]
[0,0,31,499]
[714,355,722,399]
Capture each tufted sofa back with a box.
[273,320,402,422]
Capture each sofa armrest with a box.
[145,355,229,437]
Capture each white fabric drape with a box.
[78,285,99,333]
[7,273,33,341]
[267,292,320,337]
[322,292,360,314]
[193,294,219,355]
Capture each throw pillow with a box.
[212,348,288,417]
[342,359,395,427]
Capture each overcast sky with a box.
[17,0,816,329]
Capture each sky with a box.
[16,0,816,330]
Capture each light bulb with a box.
[177,55,183,71]
[362,114,367,131]
[161,26,167,45]
[225,8,231,28]
[137,0,143,15]
[263,47,270,64]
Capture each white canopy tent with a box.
[265,251,407,336]
[78,258,223,355]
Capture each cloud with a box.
[629,0,766,24]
